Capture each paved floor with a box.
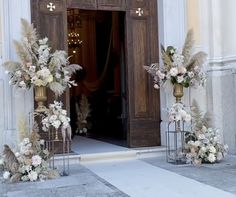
[0,165,128,197]
[1,137,236,197]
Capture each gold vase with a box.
[173,83,184,103]
[35,86,47,112]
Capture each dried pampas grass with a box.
[49,82,66,96]
[182,29,194,66]
[3,145,19,174]
[3,61,21,72]
[20,18,37,45]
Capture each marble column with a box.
[0,0,33,152]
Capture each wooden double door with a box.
[31,0,160,147]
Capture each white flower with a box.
[177,75,184,83]
[28,171,38,181]
[32,155,42,167]
[172,53,184,67]
[39,37,48,45]
[188,71,194,78]
[179,109,187,119]
[40,139,45,145]
[49,115,57,123]
[29,66,36,73]
[208,153,216,163]
[217,152,223,161]
[19,81,26,89]
[15,70,22,77]
[156,70,165,79]
[82,128,88,133]
[55,72,61,79]
[52,120,61,129]
[15,152,20,157]
[3,171,11,179]
[184,114,191,122]
[178,66,186,74]
[169,67,178,77]
[21,175,30,182]
[154,84,159,89]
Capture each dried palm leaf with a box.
[67,64,82,75]
[187,51,207,71]
[191,99,203,131]
[161,44,173,70]
[3,145,19,174]
[182,29,194,66]
[2,61,21,71]
[13,40,32,63]
[20,18,37,45]
[10,173,22,183]
[49,81,66,96]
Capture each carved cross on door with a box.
[47,2,56,11]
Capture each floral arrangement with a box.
[2,19,81,96]
[168,103,191,122]
[76,95,91,134]
[144,29,207,89]
[1,128,59,182]
[184,100,228,164]
[42,101,70,132]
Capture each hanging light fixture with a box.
[67,9,82,54]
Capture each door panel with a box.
[126,0,160,147]
[31,0,160,147]
[67,0,97,10]
[97,0,126,11]
[31,0,67,50]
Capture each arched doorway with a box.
[31,0,160,147]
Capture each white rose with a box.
[154,84,159,89]
[169,67,178,77]
[209,146,216,154]
[208,153,216,163]
[184,114,191,122]
[3,171,11,179]
[32,155,42,167]
[28,171,38,181]
[15,152,20,157]
[178,66,187,74]
[179,109,187,119]
[169,115,175,122]
[177,75,184,83]
[49,115,58,123]
[52,120,61,129]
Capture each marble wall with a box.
[0,0,33,152]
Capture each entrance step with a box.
[54,136,166,165]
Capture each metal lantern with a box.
[166,120,188,164]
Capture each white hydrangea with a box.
[28,171,38,182]
[3,171,11,179]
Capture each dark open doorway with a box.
[68,9,128,146]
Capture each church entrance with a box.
[68,10,127,146]
[31,0,161,148]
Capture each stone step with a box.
[53,146,166,165]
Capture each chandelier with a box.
[67,32,82,54]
